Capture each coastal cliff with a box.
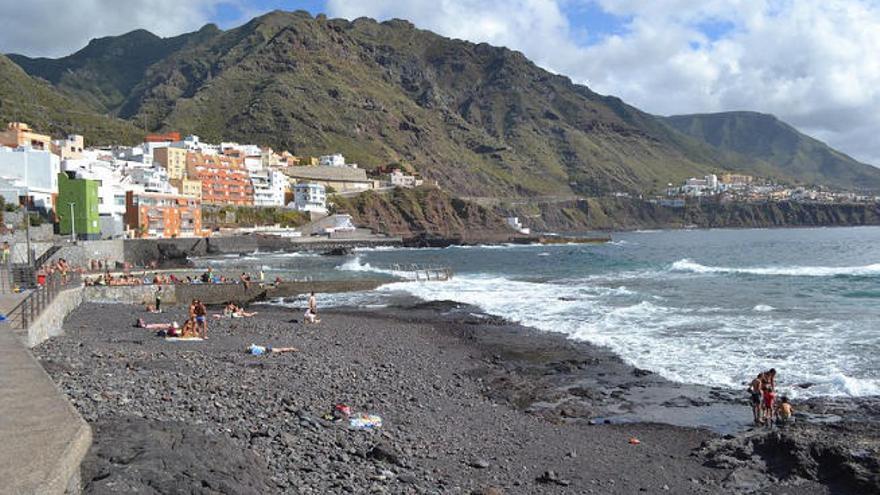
[333,187,513,242]
[339,190,880,237]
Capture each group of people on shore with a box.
[86,267,283,288]
[748,368,794,426]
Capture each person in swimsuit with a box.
[749,374,764,424]
[762,385,777,425]
[777,397,794,425]
[193,299,208,338]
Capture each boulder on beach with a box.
[82,416,276,494]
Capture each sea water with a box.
[203,226,880,399]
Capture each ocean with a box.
[194,226,880,399]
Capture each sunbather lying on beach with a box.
[214,303,259,319]
[246,344,298,355]
[135,318,180,331]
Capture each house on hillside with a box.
[285,166,374,193]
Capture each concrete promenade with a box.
[0,325,91,494]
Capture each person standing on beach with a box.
[749,374,764,424]
[193,299,208,338]
[154,286,163,313]
[305,292,320,324]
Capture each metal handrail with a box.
[4,272,81,330]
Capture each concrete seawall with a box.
[81,279,387,307]
[19,287,85,348]
[0,323,92,494]
[123,236,402,266]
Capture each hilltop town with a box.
[0,121,424,239]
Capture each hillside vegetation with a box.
[14,10,878,196]
[664,112,880,191]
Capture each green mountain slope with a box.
[663,112,880,191]
[7,25,222,115]
[6,11,876,195]
[0,54,141,145]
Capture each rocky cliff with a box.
[506,197,880,232]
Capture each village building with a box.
[285,166,373,193]
[186,152,254,205]
[124,190,203,238]
[289,183,327,213]
[0,122,51,151]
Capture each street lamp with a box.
[68,202,76,243]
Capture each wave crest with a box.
[671,259,880,277]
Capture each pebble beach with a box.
[34,301,880,494]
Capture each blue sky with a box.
[209,0,634,46]
[2,0,880,166]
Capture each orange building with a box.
[124,190,204,238]
[0,122,51,150]
[144,132,182,143]
[185,152,254,205]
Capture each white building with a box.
[127,167,178,195]
[63,159,141,238]
[0,146,60,211]
[506,216,530,235]
[680,174,720,197]
[319,153,347,167]
[289,183,327,213]
[243,155,263,173]
[251,169,288,207]
[388,169,423,188]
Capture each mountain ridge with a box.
[5,10,879,194]
[663,111,880,191]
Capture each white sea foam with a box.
[336,255,417,278]
[671,258,880,277]
[376,273,878,399]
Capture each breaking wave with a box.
[671,259,880,277]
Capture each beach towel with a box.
[165,337,205,342]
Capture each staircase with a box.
[33,245,62,268]
[2,246,63,291]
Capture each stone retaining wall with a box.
[20,287,84,348]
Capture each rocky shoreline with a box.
[35,301,879,493]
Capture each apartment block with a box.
[153,146,188,180]
[170,178,203,199]
[185,152,254,205]
[124,190,203,238]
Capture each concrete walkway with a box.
[0,291,29,316]
[0,327,91,494]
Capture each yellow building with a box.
[51,134,84,160]
[0,122,51,151]
[720,173,754,185]
[170,178,203,199]
[153,146,188,180]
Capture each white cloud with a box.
[0,0,223,57]
[327,0,880,166]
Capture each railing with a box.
[4,272,81,330]
[387,264,453,281]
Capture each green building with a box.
[57,172,100,240]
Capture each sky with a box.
[1,0,880,166]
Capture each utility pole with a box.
[68,202,76,243]
[24,200,32,265]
